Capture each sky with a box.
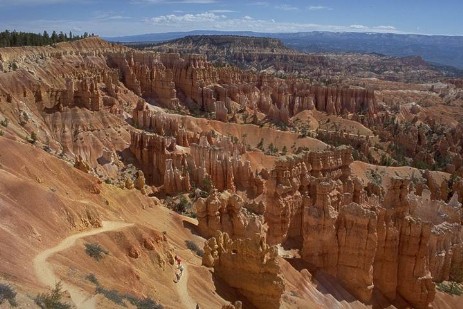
[0,0,461,37]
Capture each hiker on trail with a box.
[174,254,184,282]
[175,255,182,268]
[175,255,183,269]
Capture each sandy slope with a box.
[33,221,133,309]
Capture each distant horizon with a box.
[104,29,463,39]
[0,1,462,37]
[3,28,463,40]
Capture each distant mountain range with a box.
[107,30,463,69]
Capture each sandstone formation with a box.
[129,104,260,196]
[148,35,446,83]
[195,146,461,308]
[410,190,463,283]
[74,155,91,173]
[1,36,463,309]
[195,190,265,239]
[202,231,284,309]
[221,301,242,309]
[108,50,377,127]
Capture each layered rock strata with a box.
[194,146,458,308]
[195,190,266,239]
[202,231,284,309]
[108,50,377,126]
[129,122,255,194]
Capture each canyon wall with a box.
[108,50,377,127]
[202,231,284,309]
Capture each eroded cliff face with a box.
[410,190,463,284]
[192,147,460,308]
[129,109,258,195]
[108,50,377,126]
[0,38,137,173]
[195,190,266,239]
[127,99,460,307]
[202,231,284,309]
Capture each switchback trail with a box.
[33,221,134,309]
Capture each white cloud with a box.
[143,12,400,35]
[248,1,269,6]
[275,4,298,11]
[349,24,396,31]
[307,6,332,11]
[146,12,225,24]
[376,25,397,30]
[350,24,367,29]
[1,9,400,37]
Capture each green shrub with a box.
[185,240,204,257]
[85,273,100,286]
[367,169,382,186]
[436,281,463,296]
[85,243,109,261]
[174,195,189,214]
[0,118,8,127]
[35,282,71,309]
[125,294,163,309]
[266,143,278,155]
[380,154,393,166]
[95,286,125,306]
[281,146,287,155]
[199,190,209,198]
[256,138,264,151]
[95,286,164,309]
[0,283,17,307]
[29,132,37,144]
[201,177,213,193]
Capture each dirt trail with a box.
[33,221,134,309]
[175,264,196,309]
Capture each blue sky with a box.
[0,0,461,37]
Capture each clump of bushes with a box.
[436,281,463,296]
[174,195,190,214]
[85,273,100,286]
[185,240,204,257]
[256,138,264,151]
[0,118,8,127]
[0,283,17,307]
[34,282,71,309]
[95,286,125,306]
[87,274,163,309]
[85,243,109,261]
[201,177,213,194]
[125,294,163,309]
[28,132,37,144]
